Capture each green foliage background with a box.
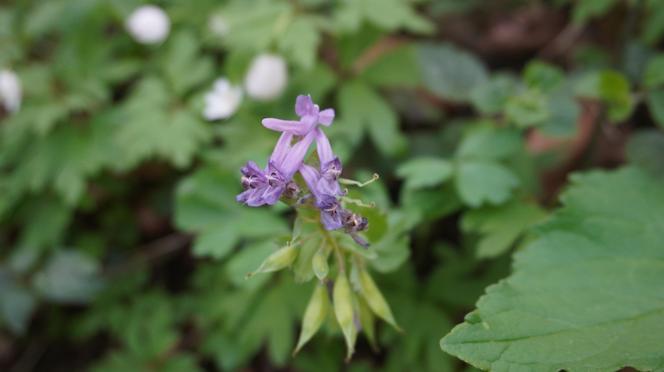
[1,0,664,371]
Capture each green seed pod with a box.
[294,284,330,355]
[333,272,357,360]
[246,244,297,278]
[358,268,401,331]
[358,296,378,351]
[312,246,329,280]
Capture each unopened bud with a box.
[333,272,357,360]
[312,247,329,280]
[294,284,329,355]
[246,244,297,278]
[358,268,401,331]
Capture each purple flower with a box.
[300,164,368,243]
[315,129,343,197]
[237,130,315,206]
[261,95,334,136]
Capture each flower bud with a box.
[244,54,288,101]
[312,246,329,280]
[0,69,21,114]
[333,272,357,360]
[358,268,401,331]
[246,244,297,277]
[126,5,170,44]
[294,284,329,354]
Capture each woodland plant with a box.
[238,95,396,358]
[2,1,664,371]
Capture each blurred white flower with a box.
[0,69,21,114]
[244,54,288,101]
[203,78,243,120]
[126,5,170,44]
[208,15,230,37]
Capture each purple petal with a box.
[270,132,293,165]
[295,95,318,117]
[317,178,342,197]
[280,130,315,178]
[299,164,321,198]
[315,129,334,165]
[318,109,335,126]
[262,118,307,135]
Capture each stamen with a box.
[342,197,375,209]
[339,173,379,188]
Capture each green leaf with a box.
[334,0,433,34]
[278,16,321,69]
[523,61,564,92]
[470,74,518,115]
[442,167,664,372]
[0,269,36,334]
[646,88,664,129]
[455,161,519,207]
[221,1,292,52]
[116,78,211,169]
[572,0,619,24]
[575,70,634,122]
[175,166,287,260]
[456,126,522,161]
[338,81,406,156]
[504,91,549,127]
[643,54,664,88]
[33,250,103,304]
[162,31,214,95]
[539,87,581,137]
[462,201,547,258]
[396,157,453,189]
[625,129,664,179]
[417,43,488,102]
[360,45,422,87]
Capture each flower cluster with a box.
[237,95,369,246]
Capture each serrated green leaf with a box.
[455,161,519,207]
[396,157,453,189]
[643,54,664,88]
[442,167,664,372]
[456,126,522,161]
[278,16,321,69]
[462,201,547,258]
[338,81,406,156]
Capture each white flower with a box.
[126,5,170,44]
[203,78,243,120]
[0,69,21,114]
[208,15,230,37]
[244,54,288,101]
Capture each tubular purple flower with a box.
[270,132,293,166]
[261,95,335,136]
[237,130,315,206]
[315,129,343,196]
[280,130,315,178]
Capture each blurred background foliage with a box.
[1,0,663,371]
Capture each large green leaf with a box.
[442,167,664,372]
[417,43,488,103]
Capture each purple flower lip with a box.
[261,95,335,136]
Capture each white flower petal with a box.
[126,5,170,44]
[203,78,243,121]
[244,54,288,101]
[0,69,22,114]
